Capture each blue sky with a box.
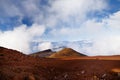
[0,0,119,32]
[0,0,120,55]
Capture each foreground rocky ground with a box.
[0,47,120,80]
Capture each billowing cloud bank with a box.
[0,24,45,53]
[0,0,120,55]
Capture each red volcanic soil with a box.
[0,47,120,80]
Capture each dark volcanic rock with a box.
[30,49,55,58]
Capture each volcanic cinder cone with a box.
[49,48,86,58]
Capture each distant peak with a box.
[49,48,86,58]
[61,48,76,51]
[41,49,52,52]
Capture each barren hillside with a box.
[0,47,120,80]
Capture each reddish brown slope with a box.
[0,46,120,80]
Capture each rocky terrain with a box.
[0,46,120,80]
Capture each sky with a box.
[0,0,120,55]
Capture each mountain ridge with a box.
[49,48,86,58]
[29,49,55,57]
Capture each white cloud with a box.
[45,0,109,40]
[85,11,120,55]
[46,10,120,55]
[78,11,120,55]
[0,0,21,17]
[0,24,45,54]
[0,0,120,56]
[0,0,43,25]
[0,0,108,28]
[48,0,107,23]
[103,11,120,31]
[27,24,45,37]
[38,42,53,51]
[85,36,120,56]
[21,0,40,17]
[52,0,107,17]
